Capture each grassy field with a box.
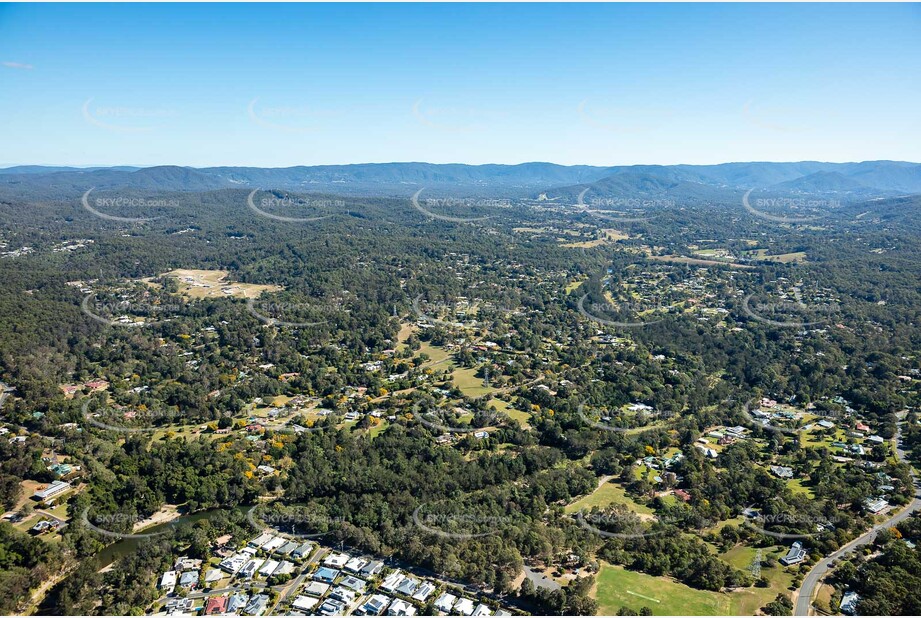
[152,269,282,299]
[452,366,498,398]
[416,341,453,367]
[718,544,797,615]
[787,477,815,498]
[368,420,390,439]
[594,563,731,615]
[747,249,808,264]
[488,398,531,428]
[595,548,796,617]
[564,480,654,515]
[647,255,754,269]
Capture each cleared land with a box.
[564,480,653,515]
[452,366,498,398]
[593,563,731,615]
[152,269,283,299]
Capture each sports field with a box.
[594,563,731,615]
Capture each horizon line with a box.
[2,158,920,171]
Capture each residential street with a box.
[795,412,919,616]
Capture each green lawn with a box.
[452,366,498,398]
[416,342,453,367]
[787,477,815,498]
[564,480,653,515]
[594,563,731,615]
[489,398,531,428]
[718,545,797,615]
[368,420,389,439]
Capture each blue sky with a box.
[1,2,919,167]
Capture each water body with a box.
[37,507,235,615]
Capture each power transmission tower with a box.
[750,548,762,580]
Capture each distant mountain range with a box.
[2,160,920,201]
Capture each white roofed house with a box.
[33,480,71,503]
[770,465,794,479]
[360,594,391,616]
[159,570,178,592]
[840,590,861,615]
[323,551,350,568]
[248,532,273,548]
[292,596,319,613]
[380,570,405,593]
[345,556,369,573]
[258,559,279,577]
[261,535,286,552]
[178,570,199,589]
[411,581,436,602]
[386,598,417,616]
[395,575,420,597]
[780,541,807,566]
[454,598,476,616]
[434,592,457,613]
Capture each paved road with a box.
[795,413,919,616]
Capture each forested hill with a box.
[2,160,920,200]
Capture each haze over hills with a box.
[2,160,920,201]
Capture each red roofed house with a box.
[674,489,691,502]
[85,379,109,391]
[204,596,227,615]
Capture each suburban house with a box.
[33,480,71,502]
[292,596,319,612]
[204,596,227,616]
[435,592,457,613]
[359,594,390,615]
[243,593,269,616]
[780,541,807,566]
[159,570,177,592]
[386,598,417,616]
[411,581,436,602]
[865,497,890,514]
[454,597,476,615]
[840,590,861,615]
[770,465,794,479]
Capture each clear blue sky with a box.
[1,2,919,167]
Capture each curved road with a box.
[795,413,919,616]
